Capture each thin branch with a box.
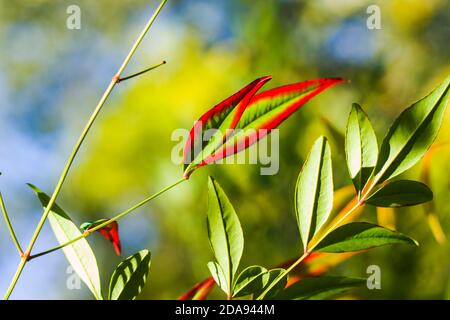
[118,60,166,83]
[28,177,186,261]
[0,192,23,254]
[4,0,168,300]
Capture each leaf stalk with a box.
[28,177,185,261]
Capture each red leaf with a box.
[96,221,121,256]
[250,78,344,129]
[202,78,345,165]
[183,76,272,178]
[177,277,215,300]
[81,220,122,256]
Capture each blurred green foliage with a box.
[1,0,450,299]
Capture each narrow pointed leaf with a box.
[277,276,365,300]
[374,76,450,184]
[233,265,267,298]
[108,250,151,300]
[28,184,102,300]
[345,103,378,195]
[177,278,215,300]
[207,261,228,294]
[183,76,272,177]
[207,176,244,297]
[295,136,333,250]
[315,222,418,253]
[81,219,122,256]
[237,78,345,131]
[205,78,345,164]
[366,180,433,207]
[191,279,216,300]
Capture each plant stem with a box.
[3,0,168,300]
[256,194,367,300]
[29,177,185,260]
[0,192,23,255]
[118,60,166,83]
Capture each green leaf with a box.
[295,136,333,250]
[207,261,228,294]
[366,180,433,207]
[183,77,271,177]
[233,265,267,298]
[108,250,151,300]
[276,276,366,300]
[315,222,418,253]
[374,76,450,184]
[345,103,378,195]
[28,184,102,300]
[254,268,288,300]
[206,176,244,297]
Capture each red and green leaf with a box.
[81,220,121,256]
[207,78,345,164]
[183,77,344,177]
[183,76,272,177]
[177,278,216,300]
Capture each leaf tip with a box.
[324,77,346,85]
[26,183,40,193]
[316,135,329,146]
[207,175,216,186]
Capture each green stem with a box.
[29,178,185,260]
[0,192,23,254]
[3,0,168,300]
[256,195,367,300]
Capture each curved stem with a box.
[29,177,185,260]
[3,0,168,300]
[0,192,23,254]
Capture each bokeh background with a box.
[0,0,449,299]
